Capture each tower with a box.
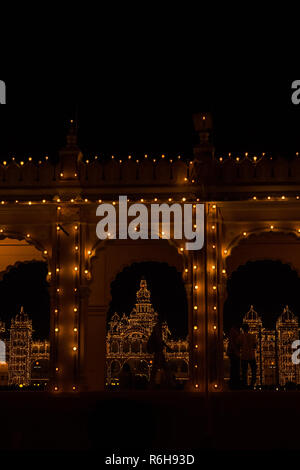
[8,306,33,386]
[276,306,299,386]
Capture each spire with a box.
[136,278,151,304]
[66,119,78,148]
[192,112,214,160]
[59,118,81,179]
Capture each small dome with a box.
[244,305,260,321]
[279,305,296,322]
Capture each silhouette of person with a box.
[227,322,241,390]
[119,363,133,390]
[239,323,257,389]
[149,317,172,388]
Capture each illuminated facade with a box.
[224,305,300,387]
[106,278,189,385]
[0,306,50,387]
[1,115,300,392]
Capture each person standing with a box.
[147,317,172,388]
[227,323,241,390]
[239,323,257,389]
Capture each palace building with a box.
[106,278,189,386]
[224,305,300,387]
[0,306,50,387]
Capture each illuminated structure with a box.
[224,305,300,387]
[0,307,50,387]
[1,114,300,392]
[106,278,189,385]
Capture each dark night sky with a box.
[0,75,299,159]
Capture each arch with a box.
[0,237,46,280]
[86,239,188,391]
[223,260,300,331]
[225,231,300,278]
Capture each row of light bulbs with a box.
[0,154,186,166]
[0,197,201,204]
[2,195,300,205]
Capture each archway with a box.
[105,261,189,389]
[0,237,50,390]
[86,238,185,391]
[223,258,300,389]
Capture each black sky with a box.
[0,75,299,159]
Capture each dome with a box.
[279,305,296,322]
[244,305,260,322]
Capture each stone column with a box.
[53,206,81,392]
